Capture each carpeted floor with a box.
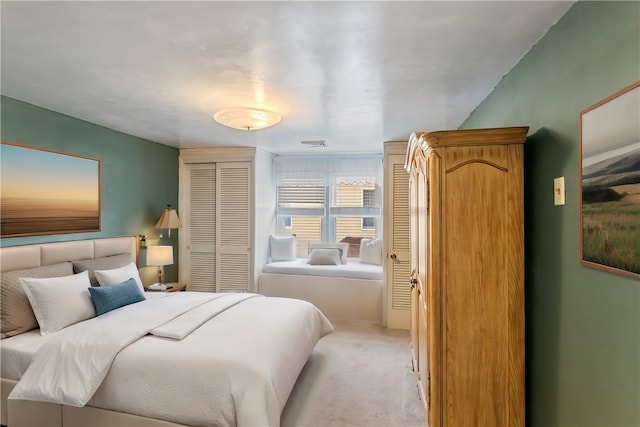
[281,320,427,427]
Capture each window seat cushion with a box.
[262,258,383,280]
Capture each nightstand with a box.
[145,283,186,292]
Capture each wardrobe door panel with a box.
[443,151,509,426]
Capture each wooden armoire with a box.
[404,127,528,427]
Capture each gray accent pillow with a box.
[1,261,74,338]
[73,254,134,287]
[308,248,341,265]
[308,242,349,264]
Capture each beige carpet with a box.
[281,320,426,427]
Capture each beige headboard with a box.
[0,236,138,273]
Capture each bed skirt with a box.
[2,378,186,427]
[257,273,383,323]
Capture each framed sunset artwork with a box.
[1,142,100,237]
[580,81,640,279]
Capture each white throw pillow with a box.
[308,242,349,264]
[269,235,297,262]
[20,270,95,335]
[359,238,383,265]
[94,262,145,292]
[307,248,341,265]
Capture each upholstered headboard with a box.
[0,236,138,273]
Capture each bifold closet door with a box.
[216,162,252,292]
[184,163,217,292]
[183,161,252,292]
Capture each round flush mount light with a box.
[213,108,281,131]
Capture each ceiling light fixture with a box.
[213,108,281,131]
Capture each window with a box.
[275,155,382,257]
[363,189,375,207]
[282,216,292,230]
[362,217,375,230]
[361,189,376,230]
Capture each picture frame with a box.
[1,142,101,237]
[579,81,640,279]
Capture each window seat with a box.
[262,258,383,280]
[257,259,383,324]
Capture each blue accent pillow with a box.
[88,278,146,316]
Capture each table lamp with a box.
[146,245,173,284]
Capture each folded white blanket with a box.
[150,293,257,339]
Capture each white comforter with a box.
[9,292,333,426]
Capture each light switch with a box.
[554,177,565,206]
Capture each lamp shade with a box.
[146,245,173,267]
[155,204,182,237]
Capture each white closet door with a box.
[216,162,252,292]
[386,155,411,329]
[185,163,217,292]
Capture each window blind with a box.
[277,178,326,216]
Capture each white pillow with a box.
[94,262,145,292]
[308,242,349,264]
[359,238,383,265]
[269,235,297,262]
[20,270,95,335]
[307,248,341,265]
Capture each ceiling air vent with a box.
[300,140,326,148]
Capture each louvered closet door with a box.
[386,155,411,329]
[216,162,252,292]
[185,163,217,292]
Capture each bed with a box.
[0,236,333,427]
[258,259,384,324]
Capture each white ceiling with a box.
[1,1,574,155]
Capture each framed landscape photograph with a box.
[580,81,640,279]
[1,142,101,237]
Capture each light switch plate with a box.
[554,177,565,206]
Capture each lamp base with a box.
[157,266,165,284]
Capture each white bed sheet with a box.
[6,292,333,427]
[0,330,50,380]
[263,258,383,280]
[0,292,168,381]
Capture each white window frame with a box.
[275,155,382,243]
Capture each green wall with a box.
[1,96,180,282]
[461,2,639,426]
